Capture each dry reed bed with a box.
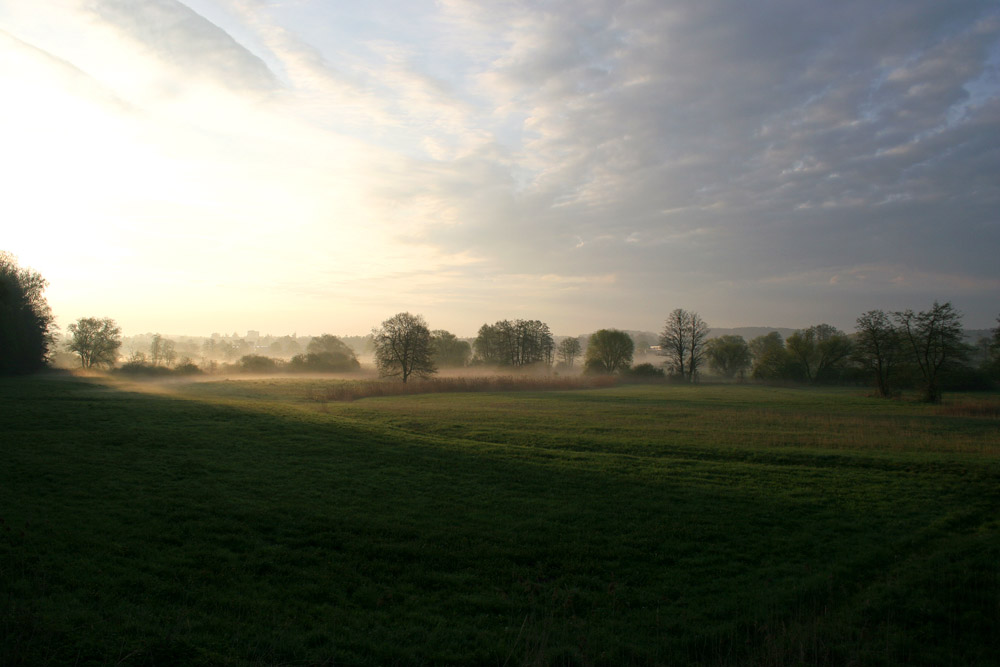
[304,374,619,402]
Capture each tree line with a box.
[3,252,998,402]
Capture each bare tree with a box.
[557,337,582,367]
[853,310,902,397]
[659,309,709,381]
[895,302,967,403]
[150,334,177,367]
[372,312,436,383]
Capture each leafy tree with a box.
[853,310,903,397]
[431,330,472,368]
[584,329,634,374]
[785,324,853,383]
[749,332,792,380]
[0,251,55,374]
[895,302,967,403]
[473,319,554,367]
[67,317,122,369]
[557,337,582,368]
[287,334,359,372]
[704,335,751,379]
[659,309,709,381]
[304,334,360,370]
[373,312,435,383]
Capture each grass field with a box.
[2,375,998,665]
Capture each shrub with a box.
[626,363,665,378]
[239,355,281,374]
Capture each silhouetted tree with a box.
[988,316,1000,380]
[853,310,902,397]
[557,337,582,368]
[373,312,435,383]
[895,302,967,403]
[584,329,633,374]
[659,309,709,381]
[749,332,792,381]
[785,324,853,383]
[0,252,55,374]
[704,335,751,379]
[431,330,472,367]
[67,317,122,369]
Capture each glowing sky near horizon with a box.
[2,0,998,337]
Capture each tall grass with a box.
[934,398,1000,419]
[303,374,619,402]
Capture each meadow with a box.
[2,375,998,665]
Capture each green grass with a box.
[2,376,998,665]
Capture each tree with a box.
[704,335,751,379]
[288,334,359,372]
[988,316,1000,380]
[557,337,582,368]
[150,334,177,367]
[584,329,634,374]
[472,319,554,368]
[372,312,435,383]
[67,317,122,369]
[895,302,967,403]
[853,310,902,397]
[306,334,360,370]
[0,252,55,374]
[659,309,709,381]
[785,324,853,383]
[749,332,791,380]
[431,330,472,368]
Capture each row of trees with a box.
[4,253,998,403]
[696,303,980,402]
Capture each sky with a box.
[2,0,998,338]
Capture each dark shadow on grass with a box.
[2,376,998,666]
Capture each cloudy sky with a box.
[2,0,998,337]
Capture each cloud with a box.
[3,0,997,333]
[90,0,278,92]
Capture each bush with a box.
[625,363,665,378]
[114,362,173,377]
[173,362,203,376]
[238,355,281,374]
[288,351,360,373]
